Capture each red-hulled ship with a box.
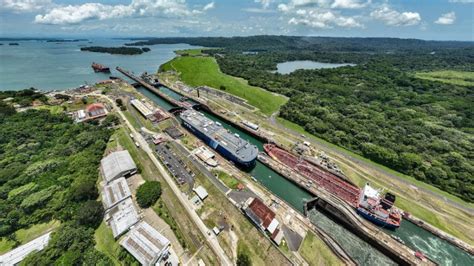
[263,144,402,229]
[91,62,110,73]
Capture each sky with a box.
[0,0,473,41]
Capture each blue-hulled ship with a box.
[357,183,401,230]
[180,110,258,168]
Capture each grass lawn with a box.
[94,222,121,265]
[299,232,343,266]
[35,105,63,114]
[160,55,287,115]
[415,70,474,87]
[212,170,240,189]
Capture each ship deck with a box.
[181,110,257,161]
[264,144,360,207]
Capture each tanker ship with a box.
[91,62,110,73]
[180,110,258,168]
[263,144,402,229]
[357,184,401,230]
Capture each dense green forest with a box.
[81,46,150,55]
[148,36,473,202]
[0,91,113,264]
[216,52,473,203]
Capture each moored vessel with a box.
[92,62,110,73]
[180,110,258,168]
[357,183,401,230]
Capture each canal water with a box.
[138,83,474,265]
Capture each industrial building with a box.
[131,99,153,117]
[243,197,284,245]
[0,232,51,265]
[120,221,171,266]
[102,177,132,210]
[193,186,208,201]
[193,146,218,167]
[105,198,140,238]
[101,150,137,183]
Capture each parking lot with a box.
[156,142,195,189]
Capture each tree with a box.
[74,200,104,228]
[237,252,251,266]
[136,181,162,208]
[115,98,123,107]
[219,85,227,91]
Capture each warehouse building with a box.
[102,177,132,210]
[101,150,137,183]
[131,99,153,117]
[120,221,171,266]
[105,198,140,238]
[243,197,284,245]
[193,186,208,201]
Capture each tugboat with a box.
[357,183,402,230]
[91,62,110,73]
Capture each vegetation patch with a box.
[415,71,474,87]
[81,46,150,55]
[136,181,162,208]
[299,232,342,266]
[160,55,287,115]
[0,90,113,265]
[212,170,240,189]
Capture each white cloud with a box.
[255,0,273,9]
[370,6,421,26]
[34,0,208,25]
[0,0,52,12]
[288,9,363,28]
[434,12,456,25]
[331,0,370,9]
[243,8,276,13]
[203,2,215,11]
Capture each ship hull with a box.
[356,207,400,230]
[182,120,256,168]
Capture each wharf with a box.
[258,154,436,266]
[116,67,186,109]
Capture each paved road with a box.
[95,94,233,265]
[269,112,474,215]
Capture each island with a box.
[9,43,19,46]
[80,46,151,55]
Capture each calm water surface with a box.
[0,39,199,90]
[276,60,356,74]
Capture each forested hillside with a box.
[149,36,473,202]
[0,91,113,264]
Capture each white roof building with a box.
[267,219,279,235]
[102,177,132,210]
[105,198,139,238]
[0,232,51,266]
[120,221,171,266]
[193,186,208,200]
[101,150,137,183]
[131,99,153,117]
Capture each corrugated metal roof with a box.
[193,186,208,200]
[106,198,139,238]
[120,221,170,265]
[101,150,137,183]
[102,177,132,210]
[248,198,275,229]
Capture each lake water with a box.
[275,60,356,74]
[0,39,199,91]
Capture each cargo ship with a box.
[357,183,401,230]
[91,62,110,73]
[180,110,258,168]
[263,144,402,229]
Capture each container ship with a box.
[91,62,110,73]
[180,110,258,168]
[263,144,402,229]
[357,184,401,230]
